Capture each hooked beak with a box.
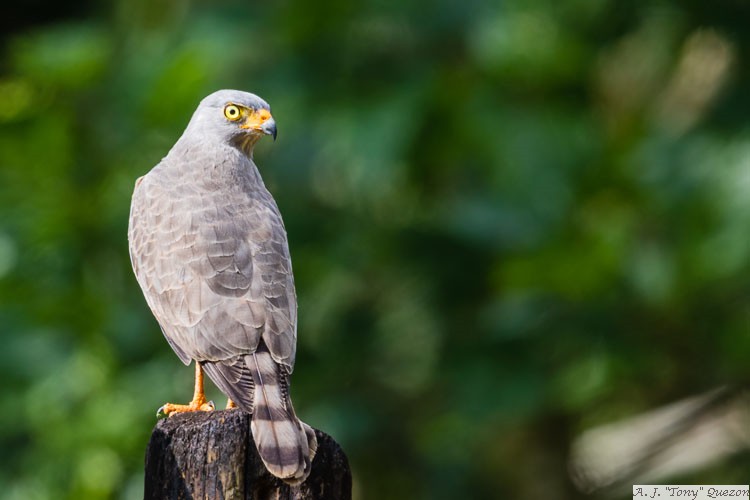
[261,119,277,141]
[239,108,277,141]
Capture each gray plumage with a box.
[128,89,316,483]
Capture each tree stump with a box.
[144,409,352,500]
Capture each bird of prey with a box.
[128,89,317,484]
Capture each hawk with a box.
[128,90,317,484]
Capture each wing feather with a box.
[202,359,255,410]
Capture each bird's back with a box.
[128,147,298,368]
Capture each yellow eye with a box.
[224,104,242,121]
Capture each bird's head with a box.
[183,89,277,155]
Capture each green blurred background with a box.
[2,1,750,498]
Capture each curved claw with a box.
[156,405,169,419]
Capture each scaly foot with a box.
[157,399,214,418]
[156,362,215,418]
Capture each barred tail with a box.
[248,345,317,484]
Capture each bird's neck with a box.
[167,139,265,189]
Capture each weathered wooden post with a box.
[144,410,352,499]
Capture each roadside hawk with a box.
[128,89,317,484]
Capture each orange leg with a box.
[226,398,238,409]
[157,362,215,417]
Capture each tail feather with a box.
[247,345,317,484]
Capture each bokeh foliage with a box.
[1,1,750,499]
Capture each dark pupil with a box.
[229,108,237,115]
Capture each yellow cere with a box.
[239,108,273,130]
